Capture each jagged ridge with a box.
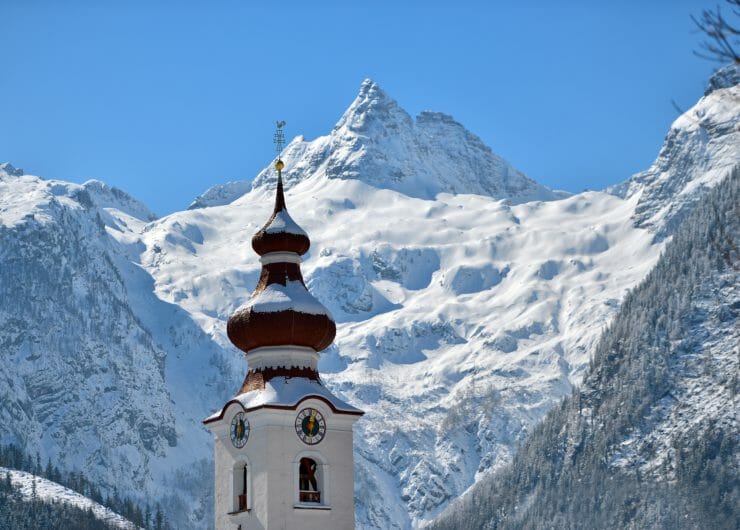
[194,79,565,207]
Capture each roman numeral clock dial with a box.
[295,408,326,445]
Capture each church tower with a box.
[204,123,363,530]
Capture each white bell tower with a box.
[204,123,363,530]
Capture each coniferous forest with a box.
[430,172,739,529]
[0,444,171,530]
[0,473,115,530]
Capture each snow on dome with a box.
[228,168,336,352]
[227,275,337,352]
[264,208,308,237]
[229,157,335,352]
[248,280,334,318]
[251,173,311,255]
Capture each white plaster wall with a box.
[208,397,360,530]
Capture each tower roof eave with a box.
[203,377,364,424]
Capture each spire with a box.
[226,122,336,393]
[251,121,310,256]
[274,168,287,212]
[273,120,287,212]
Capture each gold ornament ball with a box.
[275,159,285,171]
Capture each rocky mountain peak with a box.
[246,80,560,202]
[356,78,387,102]
[82,179,158,221]
[333,78,413,138]
[704,63,740,96]
[0,162,24,177]
[610,66,739,240]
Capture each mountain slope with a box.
[429,171,739,530]
[188,180,252,210]
[1,467,138,529]
[82,180,157,222]
[611,64,739,239]
[0,172,175,485]
[0,170,238,529]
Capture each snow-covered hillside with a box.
[429,170,739,530]
[0,170,237,528]
[1,467,139,529]
[0,68,737,529]
[145,164,661,528]
[188,180,253,210]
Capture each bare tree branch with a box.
[691,0,740,64]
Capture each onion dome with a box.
[227,159,336,356]
[251,167,311,256]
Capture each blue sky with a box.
[1,0,727,215]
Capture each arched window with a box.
[294,451,330,507]
[299,457,321,503]
[232,462,249,512]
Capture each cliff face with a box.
[0,171,238,528]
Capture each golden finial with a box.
[273,121,286,175]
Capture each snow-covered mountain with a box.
[252,80,567,204]
[610,64,739,239]
[0,170,237,528]
[188,180,253,210]
[83,179,158,221]
[0,162,23,177]
[188,79,568,208]
[429,170,739,530]
[0,69,737,529]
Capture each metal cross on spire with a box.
[273,120,286,157]
[273,121,286,178]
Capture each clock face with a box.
[295,408,326,445]
[230,412,250,449]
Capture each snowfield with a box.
[142,176,661,528]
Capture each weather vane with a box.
[273,120,286,157]
[273,120,286,177]
[272,120,285,178]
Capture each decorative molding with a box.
[240,366,320,393]
[245,345,318,371]
[203,395,364,425]
[260,251,302,265]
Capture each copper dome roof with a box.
[227,170,336,354]
[251,176,311,256]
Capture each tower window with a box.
[232,462,248,512]
[299,458,320,503]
